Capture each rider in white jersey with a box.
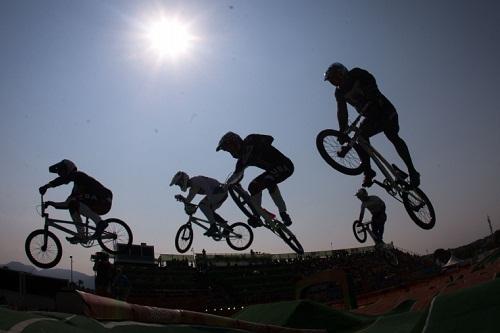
[170,171,228,236]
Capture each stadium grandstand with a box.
[1,230,499,332]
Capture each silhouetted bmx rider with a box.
[324,62,420,188]
[39,159,113,244]
[355,188,386,245]
[216,132,294,227]
[170,171,229,237]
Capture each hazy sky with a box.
[1,0,499,275]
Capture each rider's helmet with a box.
[355,188,368,199]
[216,131,242,152]
[324,62,348,82]
[49,159,77,177]
[170,171,189,192]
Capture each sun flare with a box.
[145,16,195,60]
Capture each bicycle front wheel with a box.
[402,187,436,230]
[25,229,62,269]
[226,222,253,251]
[98,218,133,254]
[352,221,367,243]
[229,185,257,218]
[276,225,304,255]
[316,129,363,175]
[175,224,193,253]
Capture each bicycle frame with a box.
[181,203,236,237]
[185,214,212,233]
[345,115,409,198]
[229,184,283,232]
[39,195,97,240]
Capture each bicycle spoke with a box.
[101,225,127,248]
[323,136,361,169]
[29,233,60,265]
[406,192,431,221]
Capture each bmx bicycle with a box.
[174,201,254,253]
[316,115,436,230]
[352,219,399,267]
[228,183,304,255]
[25,195,133,269]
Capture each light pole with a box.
[69,256,73,284]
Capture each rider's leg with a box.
[269,185,293,226]
[384,114,420,187]
[359,119,382,187]
[79,202,105,236]
[269,185,286,213]
[267,162,294,225]
[371,212,386,244]
[199,197,219,236]
[249,177,275,224]
[68,199,86,242]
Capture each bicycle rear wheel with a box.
[352,221,367,243]
[402,187,436,230]
[226,222,253,251]
[25,229,62,269]
[316,129,363,175]
[276,224,304,255]
[97,218,133,254]
[229,185,258,218]
[175,224,193,253]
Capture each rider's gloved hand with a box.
[39,185,48,195]
[174,194,185,202]
[44,201,54,209]
[337,134,349,145]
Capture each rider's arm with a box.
[47,174,74,188]
[49,201,70,209]
[335,89,349,132]
[226,150,249,186]
[226,170,244,186]
[184,185,200,204]
[39,174,74,194]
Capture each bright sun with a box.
[145,16,195,60]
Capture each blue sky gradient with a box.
[1,0,499,275]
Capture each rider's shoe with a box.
[362,170,376,187]
[204,224,218,236]
[280,211,292,227]
[261,208,276,220]
[66,235,84,244]
[409,171,420,188]
[248,217,263,228]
